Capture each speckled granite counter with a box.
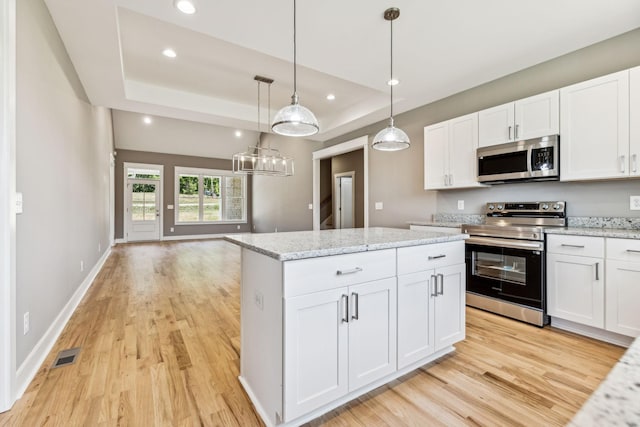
[570,336,640,426]
[544,227,640,239]
[406,220,464,228]
[225,227,468,261]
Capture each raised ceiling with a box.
[44,0,640,141]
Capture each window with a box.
[175,167,246,223]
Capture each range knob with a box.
[553,203,561,210]
[541,203,549,210]
[488,204,495,210]
[497,204,504,210]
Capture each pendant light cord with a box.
[390,17,394,120]
[293,0,297,96]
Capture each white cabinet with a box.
[478,90,559,147]
[630,66,640,177]
[546,235,604,328]
[397,241,465,369]
[605,238,640,337]
[560,70,630,181]
[424,113,484,190]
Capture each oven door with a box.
[465,236,544,310]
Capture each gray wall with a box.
[16,0,112,366]
[332,149,365,228]
[325,27,640,223]
[252,133,323,233]
[114,149,252,239]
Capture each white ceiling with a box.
[44,0,640,142]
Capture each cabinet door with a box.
[434,264,466,351]
[478,102,514,147]
[560,70,630,181]
[284,287,348,421]
[424,121,449,190]
[348,278,397,391]
[397,271,435,369]
[448,113,481,188]
[546,253,604,328]
[631,66,640,177]
[515,90,559,140]
[606,260,640,337]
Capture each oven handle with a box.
[465,236,544,251]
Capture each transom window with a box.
[175,167,246,224]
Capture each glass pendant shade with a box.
[272,94,319,137]
[372,118,410,151]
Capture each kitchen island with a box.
[225,227,468,427]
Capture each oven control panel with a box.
[486,201,565,215]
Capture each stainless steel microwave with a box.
[477,135,559,183]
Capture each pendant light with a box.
[372,7,410,151]
[271,0,319,137]
[232,76,295,176]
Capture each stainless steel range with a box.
[462,201,566,326]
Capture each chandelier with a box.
[232,76,295,176]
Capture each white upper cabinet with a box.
[560,70,630,181]
[630,66,640,177]
[424,112,484,190]
[478,90,559,147]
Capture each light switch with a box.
[375,202,383,210]
[457,200,464,210]
[16,193,23,214]
[308,203,313,210]
[631,196,640,211]
[167,204,174,210]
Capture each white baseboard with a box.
[550,317,634,348]
[162,233,230,241]
[15,247,112,398]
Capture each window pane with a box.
[225,176,243,197]
[143,191,156,220]
[225,197,244,220]
[224,177,244,220]
[178,174,199,222]
[203,176,221,221]
[132,183,156,221]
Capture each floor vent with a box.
[51,347,81,369]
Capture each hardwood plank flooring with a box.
[0,240,625,426]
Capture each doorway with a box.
[123,163,163,242]
[334,172,355,229]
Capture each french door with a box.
[127,179,160,242]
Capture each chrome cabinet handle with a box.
[632,154,638,173]
[428,254,447,260]
[620,155,626,173]
[515,124,519,139]
[561,244,585,249]
[437,274,444,295]
[430,275,438,297]
[449,174,453,186]
[351,292,359,320]
[595,263,600,281]
[341,294,349,323]
[508,125,512,140]
[626,249,640,254]
[337,267,362,276]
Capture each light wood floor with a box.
[0,240,625,426]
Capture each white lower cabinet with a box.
[284,277,397,421]
[605,238,640,337]
[397,263,465,369]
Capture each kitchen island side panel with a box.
[240,248,283,425]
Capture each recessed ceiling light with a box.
[326,94,336,101]
[387,78,399,86]
[174,0,196,14]
[235,130,242,138]
[143,116,152,125]
[162,48,177,58]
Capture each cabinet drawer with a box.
[283,249,396,298]
[606,238,640,261]
[397,241,464,275]
[546,235,604,258]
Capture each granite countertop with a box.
[407,220,464,228]
[544,227,640,239]
[225,227,468,261]
[570,336,640,426]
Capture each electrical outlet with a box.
[631,196,640,211]
[23,312,29,335]
[254,291,264,311]
[80,260,84,272]
[308,203,313,210]
[375,202,383,210]
[170,227,174,232]
[458,200,464,210]
[237,225,240,230]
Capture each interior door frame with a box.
[312,135,368,231]
[123,162,163,243]
[0,0,16,412]
[334,171,356,229]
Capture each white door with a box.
[630,66,640,177]
[127,179,160,242]
[606,260,640,337]
[284,287,349,421]
[448,113,479,188]
[397,271,435,369]
[348,278,397,391]
[434,264,466,351]
[515,90,560,140]
[334,173,355,229]
[423,121,449,189]
[478,101,515,147]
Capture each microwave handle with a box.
[527,146,533,175]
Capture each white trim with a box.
[0,0,16,412]
[15,247,112,399]
[550,317,634,348]
[123,162,163,243]
[312,136,369,231]
[109,152,115,246]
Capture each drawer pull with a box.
[595,262,600,281]
[428,254,447,260]
[430,275,438,297]
[336,267,363,276]
[341,294,349,323]
[626,249,640,254]
[438,273,444,295]
[351,292,359,321]
[560,244,585,249]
